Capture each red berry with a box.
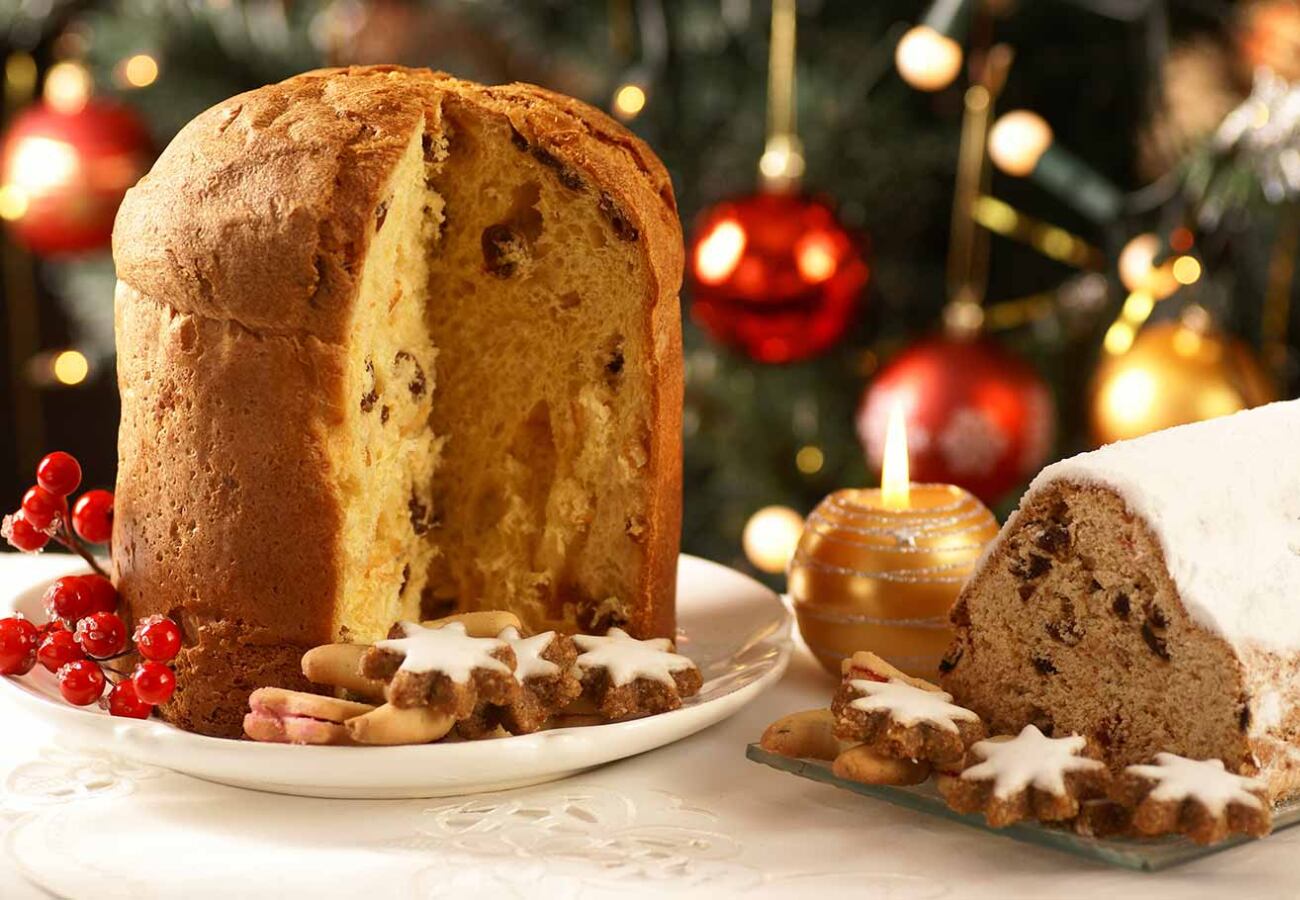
[134,615,181,662]
[107,680,152,719]
[0,616,39,675]
[20,486,61,530]
[37,629,85,672]
[77,574,118,615]
[74,612,127,659]
[42,576,91,622]
[3,514,49,552]
[36,620,67,641]
[57,659,105,705]
[131,661,176,705]
[71,490,114,544]
[36,452,81,497]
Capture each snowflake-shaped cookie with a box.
[573,628,702,720]
[937,725,1108,827]
[458,627,582,738]
[831,675,984,766]
[1114,753,1271,844]
[361,621,518,718]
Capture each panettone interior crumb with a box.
[332,110,652,643]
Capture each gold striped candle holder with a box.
[788,485,999,679]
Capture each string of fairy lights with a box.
[735,0,1296,575]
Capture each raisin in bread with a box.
[942,400,1300,800]
[112,66,683,738]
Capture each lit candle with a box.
[880,400,911,510]
[788,401,999,679]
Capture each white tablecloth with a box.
[2,553,1298,899]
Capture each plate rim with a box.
[0,553,791,796]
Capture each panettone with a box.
[111,66,683,737]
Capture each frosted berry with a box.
[77,574,118,615]
[0,616,39,675]
[37,629,85,672]
[131,661,176,705]
[107,681,152,719]
[134,616,181,662]
[71,490,114,544]
[20,486,61,530]
[43,576,91,622]
[36,620,67,641]
[75,611,127,659]
[3,514,48,552]
[36,452,81,497]
[57,659,105,706]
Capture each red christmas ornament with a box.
[857,335,1056,505]
[0,99,151,255]
[688,192,868,364]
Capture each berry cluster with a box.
[0,578,181,716]
[0,451,182,718]
[2,451,114,576]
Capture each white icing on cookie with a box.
[847,678,980,733]
[376,621,510,683]
[498,626,559,682]
[1126,753,1266,816]
[961,725,1104,800]
[573,627,696,687]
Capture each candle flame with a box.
[881,400,910,510]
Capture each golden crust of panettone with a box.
[112,66,683,738]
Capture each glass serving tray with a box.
[746,743,1300,871]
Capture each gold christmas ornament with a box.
[1090,317,1276,446]
[789,404,998,679]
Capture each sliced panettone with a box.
[112,66,683,737]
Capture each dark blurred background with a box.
[1,0,1296,584]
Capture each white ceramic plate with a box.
[0,554,790,799]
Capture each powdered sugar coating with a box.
[848,678,980,733]
[498,626,559,682]
[1126,753,1266,815]
[376,621,511,683]
[962,725,1104,799]
[573,627,696,687]
[1007,400,1300,652]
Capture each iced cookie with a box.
[361,621,518,718]
[938,725,1109,827]
[831,673,983,766]
[243,687,374,745]
[1112,753,1271,845]
[457,627,582,738]
[573,627,702,719]
[1071,799,1133,839]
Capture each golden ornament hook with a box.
[759,0,804,193]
